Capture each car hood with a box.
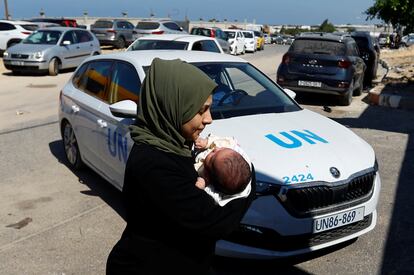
[7,43,55,54]
[205,109,375,185]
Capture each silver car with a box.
[90,19,135,49]
[133,20,186,40]
[3,27,100,76]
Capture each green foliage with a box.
[366,0,414,33]
[318,19,336,32]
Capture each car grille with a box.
[11,54,29,59]
[225,214,372,252]
[279,171,376,217]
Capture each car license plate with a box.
[298,80,322,88]
[95,33,105,37]
[313,207,364,233]
[11,61,24,66]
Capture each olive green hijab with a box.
[130,58,217,157]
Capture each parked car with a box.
[351,31,380,87]
[28,17,79,28]
[270,34,282,44]
[90,19,135,49]
[378,32,389,48]
[133,20,186,40]
[401,33,414,47]
[126,34,223,53]
[190,26,230,53]
[0,20,39,54]
[242,30,256,52]
[59,50,380,259]
[263,33,271,44]
[277,32,366,105]
[3,27,100,75]
[223,29,246,55]
[253,30,265,50]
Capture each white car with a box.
[0,20,38,53]
[223,29,246,55]
[59,50,380,259]
[242,30,256,53]
[126,34,223,53]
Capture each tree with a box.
[318,19,336,32]
[365,0,414,34]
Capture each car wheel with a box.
[62,121,84,169]
[116,37,126,49]
[339,80,354,106]
[242,46,246,55]
[48,58,59,76]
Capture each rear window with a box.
[352,36,369,50]
[93,20,113,28]
[224,31,236,39]
[136,22,160,30]
[20,24,38,31]
[191,28,211,37]
[290,39,346,55]
[129,40,188,50]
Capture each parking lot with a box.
[1,44,413,274]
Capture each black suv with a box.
[277,32,365,106]
[351,31,380,87]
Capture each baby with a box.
[194,135,252,206]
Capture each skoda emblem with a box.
[330,167,340,178]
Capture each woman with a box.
[106,58,255,275]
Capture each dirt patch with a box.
[381,46,414,83]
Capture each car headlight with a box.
[33,51,44,59]
[3,51,8,58]
[256,181,281,196]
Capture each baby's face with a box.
[204,147,234,171]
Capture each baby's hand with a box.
[195,177,206,189]
[194,137,208,150]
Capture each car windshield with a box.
[22,30,62,45]
[290,39,346,55]
[194,62,300,119]
[243,32,254,38]
[128,40,188,50]
[224,31,236,39]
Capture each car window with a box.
[195,62,300,119]
[129,40,188,50]
[225,31,235,39]
[164,22,181,31]
[126,22,134,29]
[192,40,221,53]
[347,41,360,56]
[75,30,93,43]
[22,30,62,45]
[136,22,160,30]
[243,32,254,38]
[0,22,15,31]
[93,20,113,28]
[20,24,38,31]
[77,61,113,102]
[108,61,140,103]
[62,31,77,44]
[191,28,210,37]
[352,36,369,51]
[291,39,346,55]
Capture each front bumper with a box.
[3,59,48,71]
[215,171,381,259]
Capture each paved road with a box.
[1,45,413,274]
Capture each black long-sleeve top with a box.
[106,143,255,275]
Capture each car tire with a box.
[48,58,59,76]
[116,37,126,49]
[242,46,246,55]
[340,80,354,106]
[62,121,84,170]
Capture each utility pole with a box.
[4,0,9,20]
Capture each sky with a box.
[2,0,380,26]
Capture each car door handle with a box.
[97,119,107,128]
[71,105,80,113]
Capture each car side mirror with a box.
[109,100,137,118]
[284,88,296,99]
[62,40,71,46]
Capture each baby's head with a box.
[204,147,251,195]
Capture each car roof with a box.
[38,27,85,31]
[296,32,352,42]
[0,19,37,25]
[223,29,242,32]
[87,50,246,67]
[137,34,216,42]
